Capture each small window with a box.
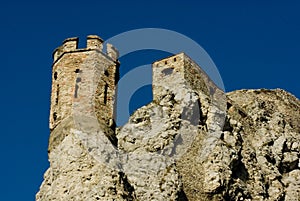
[74,84,79,98]
[165,61,168,65]
[104,84,108,104]
[209,86,215,95]
[54,72,58,80]
[53,112,57,121]
[75,69,80,73]
[104,70,109,76]
[56,84,59,95]
[56,84,59,104]
[173,57,177,62]
[162,68,174,76]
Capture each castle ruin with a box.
[36,35,300,201]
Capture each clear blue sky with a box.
[0,0,299,200]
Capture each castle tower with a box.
[49,35,119,151]
[152,53,226,132]
[152,53,222,102]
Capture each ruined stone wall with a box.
[152,53,186,102]
[153,53,225,109]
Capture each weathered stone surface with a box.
[36,126,135,201]
[37,36,300,201]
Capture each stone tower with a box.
[152,53,223,105]
[37,36,138,201]
[49,35,119,151]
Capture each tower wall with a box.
[152,53,185,102]
[49,36,119,151]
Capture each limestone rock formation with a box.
[36,36,300,201]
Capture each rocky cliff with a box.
[36,50,300,201]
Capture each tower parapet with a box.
[53,37,78,61]
[87,35,104,50]
[107,43,119,61]
[63,37,78,51]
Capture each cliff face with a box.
[37,89,300,201]
[116,87,300,201]
[221,89,300,201]
[36,44,300,200]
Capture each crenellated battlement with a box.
[52,35,119,63]
[87,35,104,50]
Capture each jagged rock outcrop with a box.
[116,87,300,201]
[37,87,300,201]
[222,89,300,201]
[36,36,299,201]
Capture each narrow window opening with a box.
[54,72,58,80]
[75,69,80,73]
[104,70,109,76]
[104,84,108,104]
[209,86,215,95]
[56,84,59,104]
[165,61,168,65]
[74,84,79,98]
[173,57,177,62]
[53,112,57,121]
[76,77,81,82]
